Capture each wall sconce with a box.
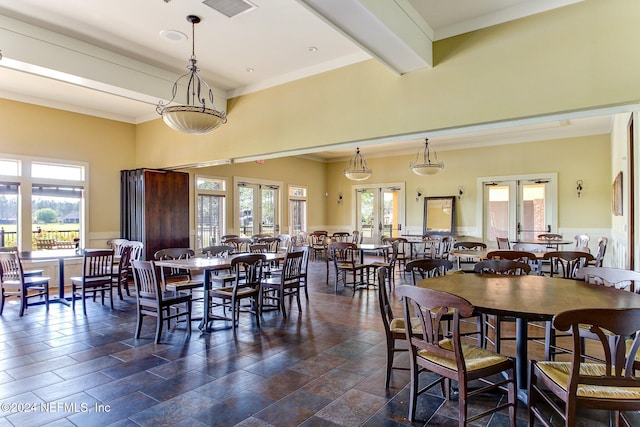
[458,186,464,200]
[337,192,343,204]
[576,180,583,198]
[416,188,423,202]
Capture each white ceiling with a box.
[0,0,612,162]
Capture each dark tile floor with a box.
[0,258,631,426]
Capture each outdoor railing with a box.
[0,228,80,249]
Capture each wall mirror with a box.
[423,196,455,235]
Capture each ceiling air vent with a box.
[202,0,257,18]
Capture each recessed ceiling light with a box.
[307,46,318,53]
[159,29,188,42]
[245,67,255,73]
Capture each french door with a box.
[354,183,405,243]
[482,174,557,243]
[235,178,280,237]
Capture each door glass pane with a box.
[358,189,375,242]
[520,183,546,241]
[382,190,399,237]
[290,199,306,236]
[197,194,224,247]
[261,188,276,235]
[487,185,510,243]
[239,186,254,237]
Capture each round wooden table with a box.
[414,273,640,402]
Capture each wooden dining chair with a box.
[377,267,420,389]
[543,250,595,279]
[153,248,204,297]
[574,234,590,252]
[291,246,310,300]
[369,241,399,289]
[537,233,564,250]
[262,251,303,318]
[575,266,640,363]
[453,241,487,272]
[329,241,371,294]
[107,238,129,256]
[201,245,233,258]
[225,237,252,254]
[207,253,265,331]
[126,241,144,261]
[592,236,608,267]
[529,307,640,427]
[496,237,511,249]
[112,245,133,299]
[0,250,50,316]
[309,231,328,260]
[473,259,531,275]
[473,259,542,354]
[71,249,114,316]
[131,260,192,343]
[486,249,538,271]
[406,258,483,346]
[576,266,640,293]
[406,258,453,280]
[542,251,595,360]
[396,285,516,425]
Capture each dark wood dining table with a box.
[414,273,640,402]
[20,249,83,306]
[154,252,284,331]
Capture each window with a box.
[289,186,307,236]
[196,176,226,248]
[0,156,86,251]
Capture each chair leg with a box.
[408,359,419,422]
[108,286,114,309]
[19,285,27,317]
[135,311,143,338]
[44,283,49,311]
[295,286,302,313]
[82,288,88,316]
[155,313,163,344]
[458,380,468,427]
[254,295,260,329]
[495,316,502,354]
[280,289,287,319]
[185,300,192,339]
[545,321,555,361]
[384,337,394,389]
[0,288,5,315]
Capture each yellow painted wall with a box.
[0,99,136,244]
[135,0,640,170]
[325,135,611,233]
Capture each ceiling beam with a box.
[297,0,433,75]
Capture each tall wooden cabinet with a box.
[120,169,189,260]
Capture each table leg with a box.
[49,257,71,306]
[515,318,529,404]
[199,269,211,331]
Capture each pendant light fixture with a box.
[344,147,372,181]
[409,138,444,175]
[156,15,227,134]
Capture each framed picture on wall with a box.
[612,171,623,216]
